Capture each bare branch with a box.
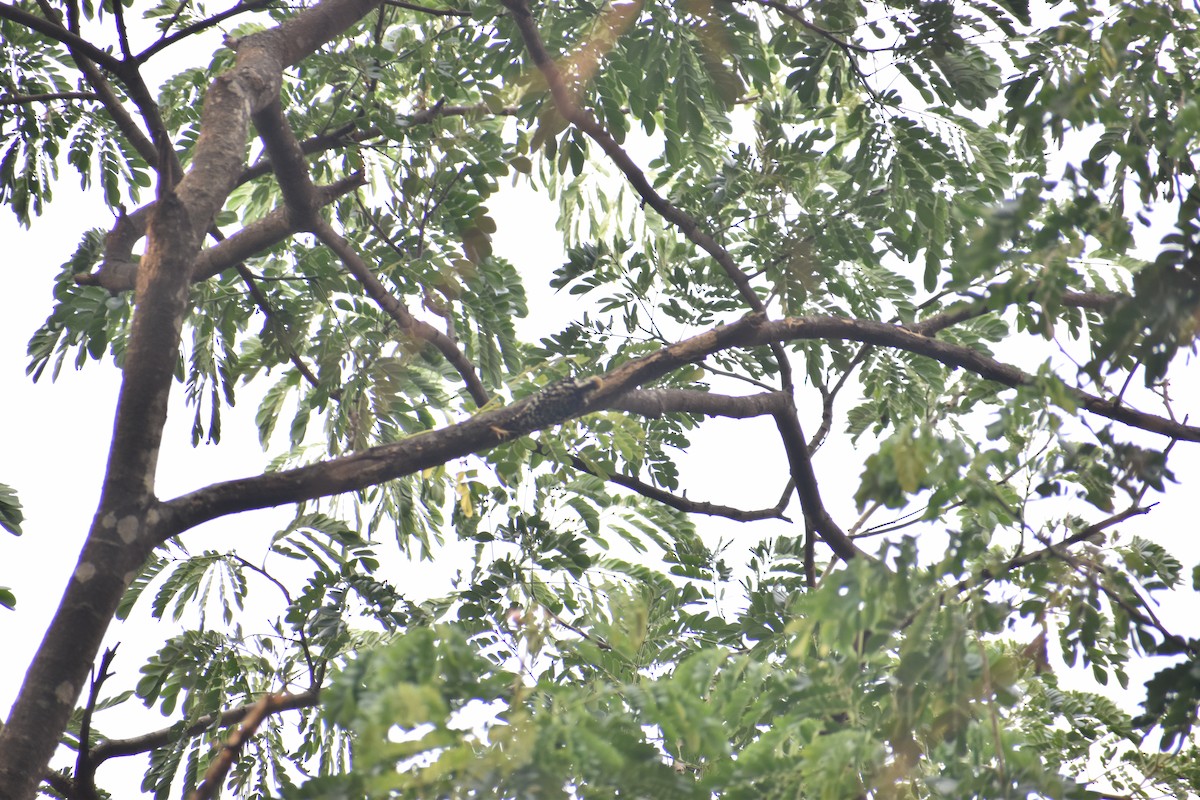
[136,0,276,63]
[381,0,470,16]
[599,461,791,522]
[610,388,790,419]
[77,174,366,293]
[158,312,1200,545]
[807,343,872,453]
[0,2,125,72]
[91,690,319,764]
[0,90,99,105]
[772,401,865,561]
[253,97,491,407]
[188,693,280,800]
[910,289,1123,336]
[73,646,118,800]
[111,0,132,59]
[0,2,386,796]
[561,388,796,521]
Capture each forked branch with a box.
[160,312,1200,540]
[252,98,491,407]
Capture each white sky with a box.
[4,8,1200,795]
[5,165,1200,793]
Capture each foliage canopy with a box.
[2,0,1200,797]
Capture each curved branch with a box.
[77,174,366,292]
[382,0,470,16]
[588,457,791,522]
[760,316,1200,441]
[573,388,795,521]
[253,97,491,407]
[136,0,276,63]
[0,2,125,72]
[159,312,1200,543]
[89,690,319,765]
[910,289,1123,336]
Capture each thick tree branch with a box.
[158,312,1200,543]
[253,98,491,407]
[188,692,276,800]
[759,316,1200,441]
[78,174,366,292]
[0,2,384,797]
[157,313,768,534]
[609,388,789,419]
[772,401,865,561]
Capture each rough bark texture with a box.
[0,1,382,796]
[3,1,1198,796]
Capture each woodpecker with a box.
[511,375,604,431]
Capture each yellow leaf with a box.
[455,473,474,518]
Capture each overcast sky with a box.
[5,75,1200,799]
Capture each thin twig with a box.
[73,646,118,799]
[381,0,470,16]
[0,90,99,105]
[137,0,276,63]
